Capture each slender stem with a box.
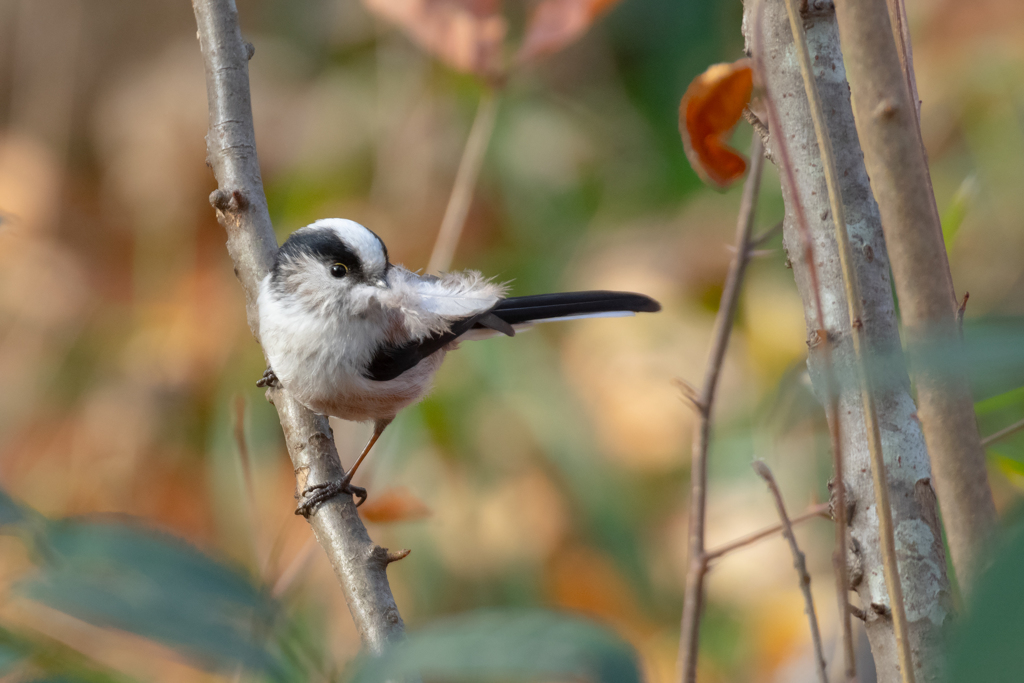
[982,417,1024,448]
[232,396,270,575]
[753,462,828,683]
[782,0,914,679]
[705,502,831,561]
[677,135,765,683]
[749,0,854,677]
[191,0,405,652]
[427,89,499,274]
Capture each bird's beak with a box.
[373,277,389,289]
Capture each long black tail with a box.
[366,290,660,381]
[487,290,661,325]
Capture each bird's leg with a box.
[295,418,392,517]
[256,367,280,388]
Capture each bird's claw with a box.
[256,367,280,388]
[294,478,367,517]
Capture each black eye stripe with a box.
[275,229,362,274]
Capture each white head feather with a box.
[308,218,389,277]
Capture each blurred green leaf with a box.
[940,174,977,248]
[947,519,1024,682]
[0,488,27,528]
[19,518,283,677]
[346,609,641,683]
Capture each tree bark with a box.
[743,0,952,680]
[192,0,405,652]
[833,0,997,591]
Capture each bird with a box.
[256,218,660,514]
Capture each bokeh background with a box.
[1,0,1024,681]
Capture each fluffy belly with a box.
[297,351,445,423]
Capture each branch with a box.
[745,0,952,680]
[982,417,1024,448]
[677,134,765,683]
[782,0,913,677]
[753,462,828,683]
[705,502,831,561]
[833,0,997,590]
[426,88,500,274]
[192,0,405,652]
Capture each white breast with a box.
[257,275,441,423]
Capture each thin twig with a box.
[426,88,499,274]
[192,0,405,652]
[783,0,914,679]
[677,134,765,683]
[232,396,270,575]
[982,417,1024,448]
[273,536,319,598]
[750,0,854,677]
[705,502,831,561]
[753,461,828,683]
[749,219,783,249]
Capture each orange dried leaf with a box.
[360,487,432,523]
[362,0,507,77]
[679,59,753,188]
[517,0,622,62]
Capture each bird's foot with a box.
[256,367,280,388]
[294,476,367,517]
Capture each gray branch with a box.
[743,0,951,680]
[191,0,405,652]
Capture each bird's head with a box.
[268,218,391,313]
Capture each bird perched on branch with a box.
[257,218,660,514]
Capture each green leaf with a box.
[346,609,641,683]
[947,518,1024,682]
[940,174,977,249]
[19,518,283,677]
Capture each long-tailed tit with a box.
[257,218,660,513]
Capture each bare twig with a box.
[426,88,499,274]
[233,396,270,575]
[982,417,1024,448]
[192,0,405,652]
[749,1,854,676]
[273,537,319,598]
[753,461,828,683]
[833,0,997,591]
[782,0,914,678]
[705,502,831,561]
[677,134,765,683]
[749,219,783,249]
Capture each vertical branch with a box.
[753,461,828,683]
[192,0,406,652]
[781,0,913,678]
[833,0,997,590]
[677,135,765,683]
[426,89,499,274]
[744,0,952,680]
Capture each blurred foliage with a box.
[346,610,641,683]
[0,0,1023,681]
[947,513,1024,682]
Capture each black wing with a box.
[363,290,660,382]
[363,311,495,382]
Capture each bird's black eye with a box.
[330,263,349,278]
